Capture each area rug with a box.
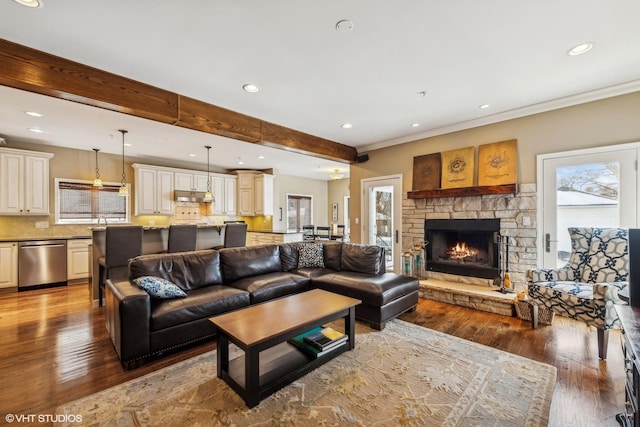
[56,320,556,426]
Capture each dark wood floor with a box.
[0,284,625,426]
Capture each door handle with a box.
[395,230,399,244]
[545,233,557,253]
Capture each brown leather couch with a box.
[105,241,419,369]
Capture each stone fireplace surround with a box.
[402,183,537,314]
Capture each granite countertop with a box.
[0,235,92,243]
[90,224,225,231]
[247,230,304,235]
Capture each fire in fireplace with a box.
[424,218,500,279]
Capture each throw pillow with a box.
[133,276,188,299]
[297,242,325,268]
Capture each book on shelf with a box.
[303,327,347,351]
[288,327,348,358]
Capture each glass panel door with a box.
[540,147,637,268]
[362,175,402,272]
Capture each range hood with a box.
[174,190,208,203]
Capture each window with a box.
[287,194,313,231]
[55,178,130,224]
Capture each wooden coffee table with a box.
[209,289,361,408]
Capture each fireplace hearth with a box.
[425,219,500,279]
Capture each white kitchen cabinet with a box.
[236,171,273,216]
[133,164,174,215]
[254,174,274,216]
[211,175,237,215]
[0,242,18,288]
[67,239,91,281]
[0,147,53,215]
[174,172,209,192]
[236,171,255,215]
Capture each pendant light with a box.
[92,148,103,187]
[329,168,345,180]
[118,129,129,197]
[203,145,214,203]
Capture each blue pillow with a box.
[133,276,187,299]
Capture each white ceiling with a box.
[1,0,639,180]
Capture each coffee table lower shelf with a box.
[220,340,349,405]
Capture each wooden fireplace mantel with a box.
[407,183,518,199]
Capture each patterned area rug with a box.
[56,320,556,426]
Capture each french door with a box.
[538,144,638,268]
[362,175,402,272]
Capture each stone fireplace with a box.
[425,218,500,280]
[402,183,538,315]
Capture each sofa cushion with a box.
[134,276,187,299]
[149,285,250,331]
[220,245,282,283]
[581,228,629,283]
[298,242,325,268]
[341,243,385,275]
[227,272,312,304]
[129,250,223,291]
[279,243,299,271]
[323,241,343,271]
[313,272,418,306]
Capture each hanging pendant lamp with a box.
[203,145,214,203]
[118,130,129,197]
[92,148,103,187]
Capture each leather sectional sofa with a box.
[105,241,419,369]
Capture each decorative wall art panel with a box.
[441,147,475,189]
[477,139,518,186]
[412,152,441,191]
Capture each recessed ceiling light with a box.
[12,0,43,8]
[257,155,265,159]
[25,111,43,117]
[28,128,44,133]
[567,42,594,56]
[237,158,245,165]
[411,123,420,127]
[124,143,132,147]
[479,104,490,109]
[188,153,197,157]
[341,123,353,129]
[242,83,260,93]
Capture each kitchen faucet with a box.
[97,216,108,227]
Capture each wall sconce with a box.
[203,145,214,203]
[118,129,129,197]
[92,148,103,187]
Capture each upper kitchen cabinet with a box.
[236,170,273,216]
[0,147,53,215]
[254,173,274,216]
[174,171,209,192]
[132,164,174,215]
[211,174,236,215]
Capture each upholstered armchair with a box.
[527,227,629,359]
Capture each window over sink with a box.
[55,178,130,224]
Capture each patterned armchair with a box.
[527,227,629,359]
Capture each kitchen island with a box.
[90,224,224,305]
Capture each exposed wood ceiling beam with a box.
[0,38,357,163]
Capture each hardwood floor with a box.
[0,284,625,426]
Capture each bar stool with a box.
[167,224,198,253]
[97,225,143,307]
[214,223,248,249]
[315,226,331,240]
[302,225,315,240]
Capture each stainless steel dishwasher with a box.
[18,240,68,289]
